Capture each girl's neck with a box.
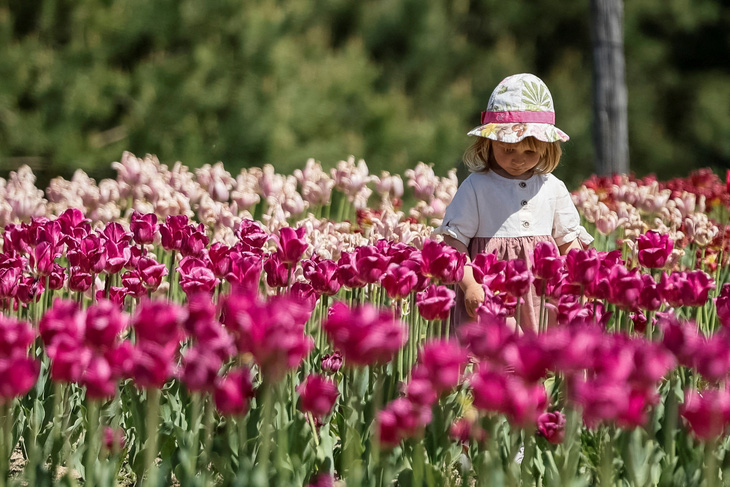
[489,163,535,180]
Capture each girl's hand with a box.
[464,283,485,318]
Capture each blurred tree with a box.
[590,0,629,176]
[0,0,728,189]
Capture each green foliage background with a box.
[1,0,729,188]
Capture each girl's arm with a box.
[557,238,582,255]
[442,235,484,318]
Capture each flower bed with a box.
[0,154,728,486]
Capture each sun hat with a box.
[468,73,569,143]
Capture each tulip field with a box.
[1,153,730,486]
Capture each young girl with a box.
[435,73,593,333]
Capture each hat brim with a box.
[467,122,569,143]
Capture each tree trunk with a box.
[590,0,629,176]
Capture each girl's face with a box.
[490,141,542,179]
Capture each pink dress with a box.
[434,170,593,333]
[451,235,557,333]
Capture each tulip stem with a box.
[306,412,320,447]
[705,437,718,487]
[85,399,100,487]
[0,402,9,487]
[143,388,161,487]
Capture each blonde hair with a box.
[463,137,562,174]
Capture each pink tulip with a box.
[570,376,628,428]
[39,299,85,351]
[628,340,675,386]
[264,253,289,288]
[0,355,40,403]
[137,256,168,291]
[470,367,546,426]
[103,240,131,274]
[638,273,662,311]
[336,251,367,289]
[681,388,730,440]
[103,426,126,452]
[381,263,419,300]
[213,367,255,416]
[617,388,657,429]
[693,333,730,383]
[404,373,438,406]
[537,411,566,444]
[221,292,313,382]
[658,313,701,368]
[531,241,564,281]
[160,215,189,251]
[660,270,715,308]
[48,337,91,383]
[297,374,339,418]
[67,234,106,274]
[67,266,92,292]
[227,250,264,290]
[637,230,673,269]
[131,300,185,346]
[416,285,455,321]
[32,241,59,276]
[502,337,552,383]
[57,208,90,237]
[16,275,44,304]
[182,347,223,392]
[275,226,308,265]
[130,211,158,245]
[377,397,432,447]
[323,302,407,366]
[180,225,209,258]
[208,243,232,278]
[85,299,128,351]
[457,316,514,362]
[236,219,269,250]
[83,356,118,399]
[121,272,146,298]
[415,340,468,393]
[178,257,219,295]
[0,266,21,299]
[0,316,35,356]
[307,473,335,487]
[503,259,534,298]
[716,283,730,329]
[420,239,465,284]
[608,265,643,310]
[354,245,390,284]
[302,257,341,296]
[101,222,132,244]
[565,248,600,290]
[469,252,506,289]
[449,417,487,445]
[129,340,179,389]
[321,351,343,375]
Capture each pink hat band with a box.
[480,110,555,125]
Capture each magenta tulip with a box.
[130,211,158,245]
[416,285,455,321]
[415,340,468,393]
[420,239,465,284]
[381,263,419,300]
[182,347,223,392]
[275,226,308,265]
[537,411,566,444]
[236,219,269,250]
[681,388,730,440]
[213,367,255,416]
[302,257,341,296]
[297,374,339,418]
[637,230,673,269]
[323,302,407,366]
[321,351,343,375]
